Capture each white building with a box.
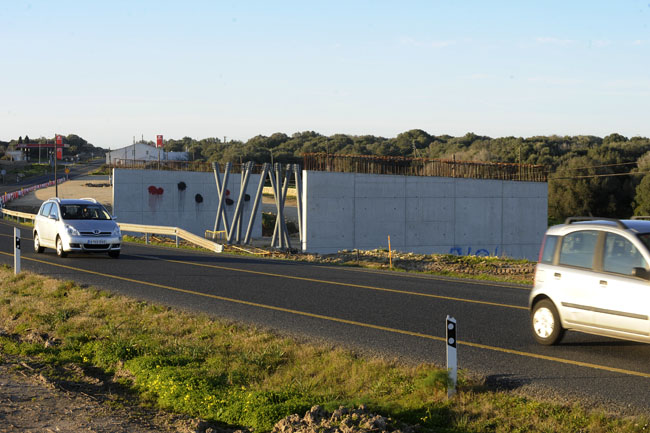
[5,150,25,161]
[106,142,189,164]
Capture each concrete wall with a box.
[112,169,262,239]
[302,171,547,260]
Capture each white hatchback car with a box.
[530,217,650,345]
[33,197,122,258]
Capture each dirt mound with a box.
[271,405,417,433]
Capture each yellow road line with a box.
[0,224,530,291]
[132,254,528,310]
[1,250,649,379]
[0,231,525,309]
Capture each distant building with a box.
[105,142,189,165]
[5,150,25,161]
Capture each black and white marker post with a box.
[14,227,21,275]
[446,315,457,398]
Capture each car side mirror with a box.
[48,215,58,221]
[632,267,650,280]
[112,215,117,221]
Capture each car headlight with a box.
[65,224,80,236]
[112,226,121,237]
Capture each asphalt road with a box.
[0,220,649,413]
[0,160,103,197]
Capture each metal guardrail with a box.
[0,208,36,222]
[0,208,223,253]
[119,222,223,253]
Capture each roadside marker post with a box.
[446,315,457,398]
[14,228,21,275]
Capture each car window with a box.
[558,230,598,269]
[603,233,647,276]
[540,235,558,264]
[48,204,59,220]
[39,202,53,216]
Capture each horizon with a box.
[2,129,649,151]
[2,1,649,150]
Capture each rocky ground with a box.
[279,249,535,284]
[0,352,195,432]
[1,352,416,433]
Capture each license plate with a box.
[87,240,107,245]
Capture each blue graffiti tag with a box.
[449,246,499,257]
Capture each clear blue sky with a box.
[2,1,649,149]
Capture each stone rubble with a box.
[269,405,417,433]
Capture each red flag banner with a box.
[156,135,163,147]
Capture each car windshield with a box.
[61,204,111,220]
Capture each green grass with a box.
[88,164,111,175]
[0,163,51,178]
[0,215,34,227]
[0,266,647,432]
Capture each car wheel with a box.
[33,232,44,253]
[108,251,120,259]
[531,299,565,345]
[56,236,68,258]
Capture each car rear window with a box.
[540,235,558,264]
[559,230,598,269]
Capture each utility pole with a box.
[55,135,62,197]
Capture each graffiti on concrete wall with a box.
[147,185,164,211]
[177,181,187,211]
[449,246,499,257]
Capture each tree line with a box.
[157,130,650,222]
[1,134,103,161]
[5,130,650,222]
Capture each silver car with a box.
[33,197,122,258]
[530,217,650,345]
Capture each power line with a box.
[549,170,650,180]
[547,161,639,173]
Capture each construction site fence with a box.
[109,159,266,174]
[110,154,547,182]
[302,153,547,182]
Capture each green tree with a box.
[603,133,628,145]
[633,176,650,216]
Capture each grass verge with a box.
[122,233,535,285]
[0,265,648,432]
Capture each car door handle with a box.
[600,280,607,286]
[554,272,561,279]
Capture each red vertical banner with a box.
[156,135,163,148]
[55,135,63,160]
